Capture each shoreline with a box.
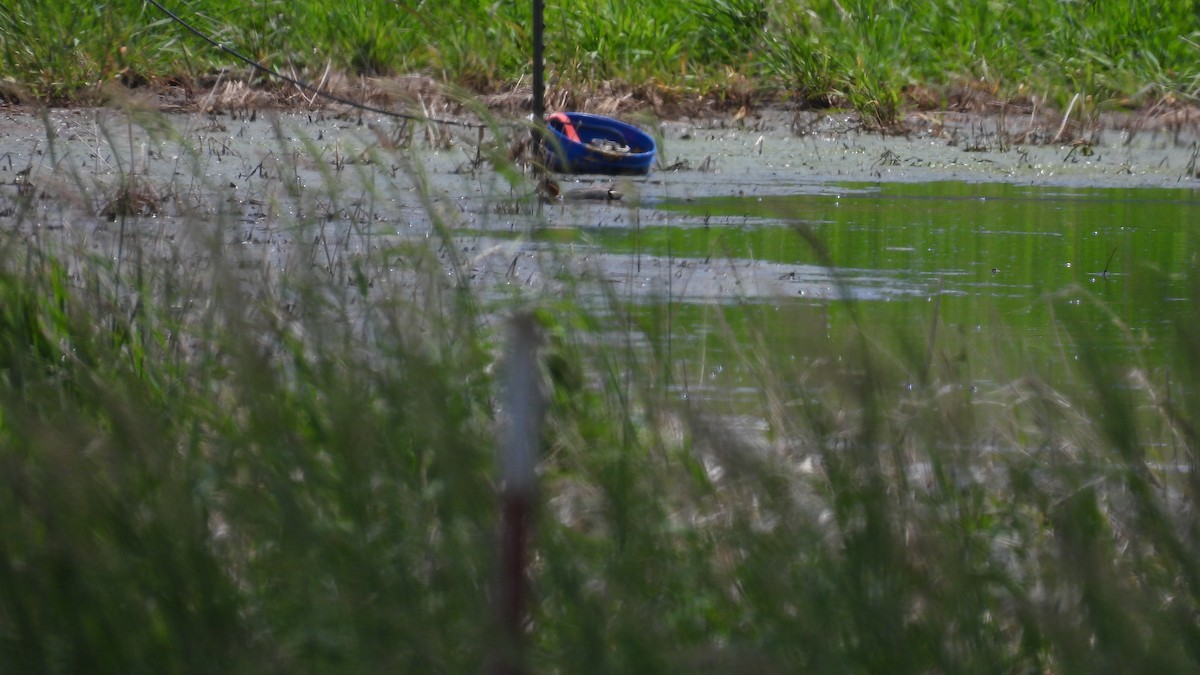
[6,75,1200,137]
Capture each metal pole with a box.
[531,0,545,163]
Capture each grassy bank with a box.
[1,1,1198,123]
[1,107,1200,672]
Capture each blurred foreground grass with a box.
[1,108,1199,674]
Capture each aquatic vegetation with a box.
[0,102,1198,673]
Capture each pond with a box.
[472,111,1200,411]
[616,180,1200,407]
[2,108,1198,412]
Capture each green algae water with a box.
[5,106,1197,411]
[635,181,1200,404]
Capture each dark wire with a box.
[144,0,487,129]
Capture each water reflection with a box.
[641,181,1200,404]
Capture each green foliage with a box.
[2,105,1200,673]
[1,0,1197,118]
[761,0,1200,123]
[685,0,768,65]
[0,164,501,671]
[0,0,163,101]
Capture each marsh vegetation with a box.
[2,2,1200,673]
[0,98,1199,673]
[2,0,1199,126]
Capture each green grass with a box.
[1,106,1199,673]
[2,1,1198,123]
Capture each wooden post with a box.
[491,312,543,675]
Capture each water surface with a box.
[2,109,1197,407]
[637,181,1200,403]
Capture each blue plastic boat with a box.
[544,112,656,175]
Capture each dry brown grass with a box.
[99,174,162,220]
[29,70,1200,149]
